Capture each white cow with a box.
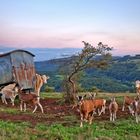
[0,83,18,106]
[135,80,140,96]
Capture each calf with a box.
[77,95,95,127]
[122,96,135,116]
[18,88,44,113]
[109,97,118,121]
[0,83,18,106]
[1,89,18,106]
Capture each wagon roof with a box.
[0,49,35,57]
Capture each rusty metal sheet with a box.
[11,51,35,89]
[0,55,13,85]
[0,50,35,89]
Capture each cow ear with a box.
[76,95,79,100]
[83,94,86,98]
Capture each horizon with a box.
[0,0,140,56]
[0,46,140,62]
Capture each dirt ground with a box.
[0,98,132,126]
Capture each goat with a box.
[109,97,118,121]
[77,95,95,127]
[122,96,135,116]
[18,88,44,113]
[0,83,18,106]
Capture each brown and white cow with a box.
[109,97,118,121]
[77,95,95,127]
[122,96,135,116]
[133,96,140,123]
[17,87,44,113]
[88,93,106,116]
[34,74,50,96]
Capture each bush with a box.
[45,85,55,92]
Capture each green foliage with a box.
[35,54,140,93]
[45,85,55,92]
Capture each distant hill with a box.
[0,46,82,61]
[35,55,140,93]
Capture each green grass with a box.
[0,118,140,140]
[0,92,140,140]
[40,92,63,99]
[0,107,20,115]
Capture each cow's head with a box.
[135,80,140,88]
[42,75,50,83]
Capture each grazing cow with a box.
[122,96,135,116]
[0,83,18,106]
[77,95,95,127]
[34,74,50,96]
[88,93,106,116]
[93,99,106,116]
[18,87,44,113]
[109,97,118,121]
[135,80,140,96]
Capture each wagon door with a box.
[10,51,35,89]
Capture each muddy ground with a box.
[0,98,132,126]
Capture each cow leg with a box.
[20,101,23,111]
[99,106,105,116]
[24,103,26,112]
[112,113,115,121]
[84,112,88,122]
[110,113,112,121]
[1,95,5,103]
[97,108,100,115]
[128,106,134,116]
[89,113,94,125]
[32,105,38,113]
[122,104,125,111]
[103,106,106,114]
[135,112,138,123]
[2,95,7,105]
[38,102,44,113]
[11,98,14,106]
[80,114,83,127]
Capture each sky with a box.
[0,0,140,56]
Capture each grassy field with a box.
[0,92,140,140]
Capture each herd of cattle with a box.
[75,80,140,127]
[0,76,140,128]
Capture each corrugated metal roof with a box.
[0,49,35,57]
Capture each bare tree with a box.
[63,41,112,103]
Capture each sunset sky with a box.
[0,0,140,56]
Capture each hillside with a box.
[35,55,140,93]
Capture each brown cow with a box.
[122,96,135,116]
[77,95,96,127]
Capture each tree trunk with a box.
[68,76,76,103]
